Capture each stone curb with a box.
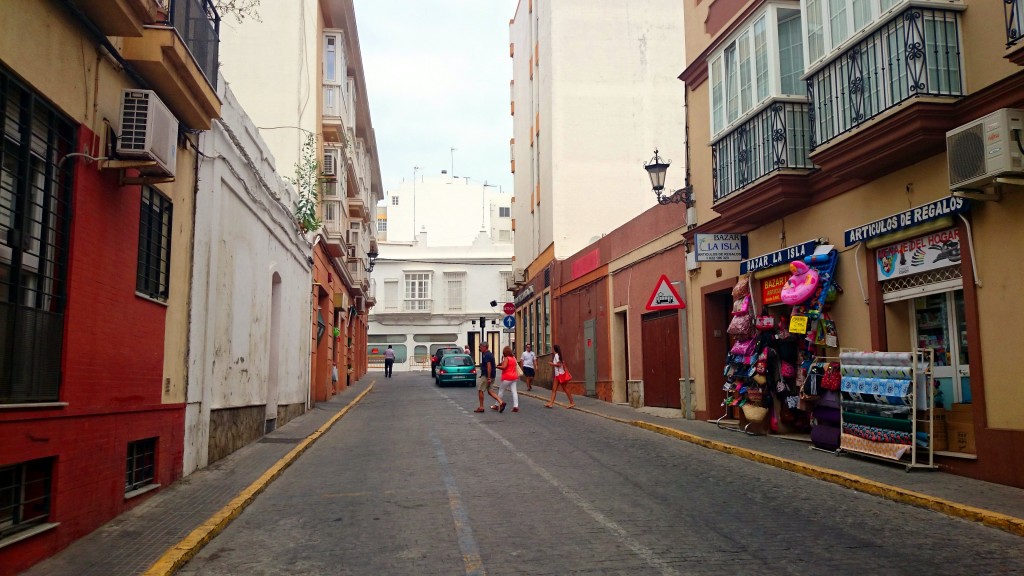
[142,384,375,576]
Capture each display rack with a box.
[838,349,936,471]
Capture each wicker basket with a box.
[741,403,768,423]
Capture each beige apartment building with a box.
[677,0,1024,487]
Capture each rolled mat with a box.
[842,411,913,432]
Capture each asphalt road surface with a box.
[177,371,1024,575]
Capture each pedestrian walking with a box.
[519,343,536,391]
[475,343,504,413]
[383,345,395,378]
[331,361,339,392]
[546,343,575,409]
[496,346,521,412]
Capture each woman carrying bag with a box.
[546,344,575,409]
[495,346,521,413]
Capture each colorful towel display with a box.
[839,351,913,366]
[842,411,913,432]
[840,364,912,379]
[841,376,912,405]
[840,433,911,461]
[842,422,912,445]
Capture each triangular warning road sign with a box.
[646,274,685,311]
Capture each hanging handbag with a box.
[730,338,757,356]
[727,312,755,339]
[557,369,572,384]
[821,362,842,391]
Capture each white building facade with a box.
[369,176,514,371]
[508,0,687,312]
[186,81,313,474]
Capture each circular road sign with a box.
[502,315,516,329]
[502,302,515,315]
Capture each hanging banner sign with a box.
[740,240,819,275]
[513,285,535,307]
[876,228,961,280]
[844,197,970,247]
[761,273,789,305]
[694,234,748,262]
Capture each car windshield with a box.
[442,355,473,367]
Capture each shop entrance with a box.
[641,309,681,408]
[911,290,970,409]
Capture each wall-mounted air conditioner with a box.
[323,149,337,177]
[947,108,1024,190]
[513,268,527,283]
[117,89,178,177]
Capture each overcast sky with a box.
[355,0,519,196]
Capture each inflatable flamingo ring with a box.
[780,260,820,305]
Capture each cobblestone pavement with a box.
[22,372,1024,575]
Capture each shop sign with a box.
[740,240,818,275]
[761,273,789,305]
[876,228,961,280]
[844,197,970,247]
[694,234,748,262]
[789,315,809,334]
[513,285,535,307]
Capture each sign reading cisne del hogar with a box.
[876,228,961,280]
[761,273,788,305]
[740,240,818,275]
[844,197,970,247]
[695,234,748,262]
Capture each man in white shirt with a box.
[519,343,536,391]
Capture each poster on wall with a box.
[761,273,788,305]
[876,228,961,280]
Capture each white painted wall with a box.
[217,0,320,178]
[185,80,313,475]
[510,0,687,266]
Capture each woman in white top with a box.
[546,344,575,409]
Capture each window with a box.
[445,272,466,311]
[1,66,74,404]
[369,334,408,343]
[377,218,387,233]
[801,0,922,68]
[499,206,511,218]
[498,229,512,242]
[404,272,431,311]
[391,196,399,206]
[323,31,346,85]
[137,186,173,301]
[370,344,408,362]
[708,8,805,139]
[384,279,398,310]
[544,292,551,354]
[0,458,53,538]
[324,202,337,222]
[126,438,157,493]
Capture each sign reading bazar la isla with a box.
[761,273,788,305]
[694,233,748,262]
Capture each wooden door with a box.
[641,310,681,408]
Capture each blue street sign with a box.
[502,315,516,329]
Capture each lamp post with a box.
[365,249,379,273]
[644,149,696,419]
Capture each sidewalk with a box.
[22,382,1024,576]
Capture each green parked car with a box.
[435,354,477,387]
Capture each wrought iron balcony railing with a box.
[1009,0,1023,48]
[712,100,814,202]
[166,0,220,89]
[807,7,963,150]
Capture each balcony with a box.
[121,0,221,129]
[712,100,814,203]
[322,80,353,144]
[348,196,368,221]
[807,7,964,151]
[74,0,156,37]
[1008,0,1024,64]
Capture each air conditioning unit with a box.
[323,150,337,177]
[513,268,527,283]
[117,89,178,177]
[947,108,1024,190]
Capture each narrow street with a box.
[177,372,1024,575]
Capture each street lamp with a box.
[365,249,379,273]
[644,150,693,208]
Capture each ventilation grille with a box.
[946,124,985,188]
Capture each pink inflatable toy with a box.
[780,260,820,305]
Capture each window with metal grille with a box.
[136,186,172,301]
[125,437,157,493]
[499,206,510,218]
[0,458,53,539]
[1,66,74,405]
